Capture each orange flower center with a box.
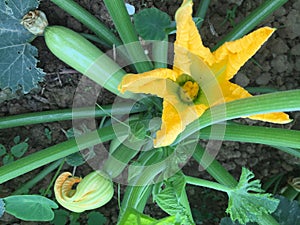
[179,80,200,103]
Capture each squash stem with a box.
[50,0,121,47]
[213,0,288,50]
[103,0,153,73]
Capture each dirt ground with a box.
[0,0,299,224]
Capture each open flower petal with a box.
[154,96,207,147]
[211,27,275,81]
[119,68,178,98]
[174,0,213,74]
[247,112,292,124]
[220,81,291,123]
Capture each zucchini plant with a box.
[0,0,299,224]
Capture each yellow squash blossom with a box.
[119,0,290,147]
[54,171,114,213]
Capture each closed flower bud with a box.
[54,171,114,213]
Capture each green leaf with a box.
[69,212,80,225]
[226,168,280,224]
[118,207,156,225]
[3,154,14,165]
[0,198,5,218]
[0,144,6,156]
[11,141,29,158]
[220,217,257,225]
[65,152,85,166]
[13,135,20,144]
[4,195,58,221]
[153,172,192,224]
[87,211,107,225]
[272,195,300,225]
[0,0,45,93]
[50,209,69,225]
[134,8,171,40]
[151,215,178,225]
[119,207,178,225]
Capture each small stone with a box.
[274,7,287,17]
[291,43,300,55]
[286,10,300,39]
[222,162,236,171]
[271,55,288,73]
[234,72,250,87]
[256,73,271,85]
[234,158,247,166]
[269,38,289,55]
[248,158,259,167]
[293,0,300,10]
[294,57,300,71]
[246,146,255,154]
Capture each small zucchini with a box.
[44,25,124,95]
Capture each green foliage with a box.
[118,207,178,225]
[50,209,69,225]
[272,195,300,225]
[50,209,107,225]
[44,127,52,141]
[220,217,257,225]
[11,139,29,158]
[220,196,300,225]
[87,211,107,225]
[134,8,171,40]
[65,152,85,167]
[0,0,45,94]
[153,172,193,224]
[0,136,29,165]
[3,195,58,221]
[0,144,7,156]
[226,168,280,224]
[63,126,94,165]
[0,199,4,217]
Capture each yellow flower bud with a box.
[54,171,114,213]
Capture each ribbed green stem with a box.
[195,0,211,28]
[153,39,168,69]
[175,89,300,145]
[12,159,64,195]
[103,0,153,73]
[213,0,288,50]
[0,103,146,129]
[199,124,300,156]
[50,0,121,47]
[193,145,237,187]
[185,175,231,192]
[282,185,299,201]
[258,214,280,225]
[271,146,300,159]
[0,125,121,184]
[103,143,141,178]
[119,149,166,220]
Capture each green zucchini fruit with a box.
[44,26,124,95]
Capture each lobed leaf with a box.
[226,168,280,224]
[0,0,45,93]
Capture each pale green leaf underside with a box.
[226,168,280,224]
[4,195,58,221]
[118,207,177,225]
[0,0,45,93]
